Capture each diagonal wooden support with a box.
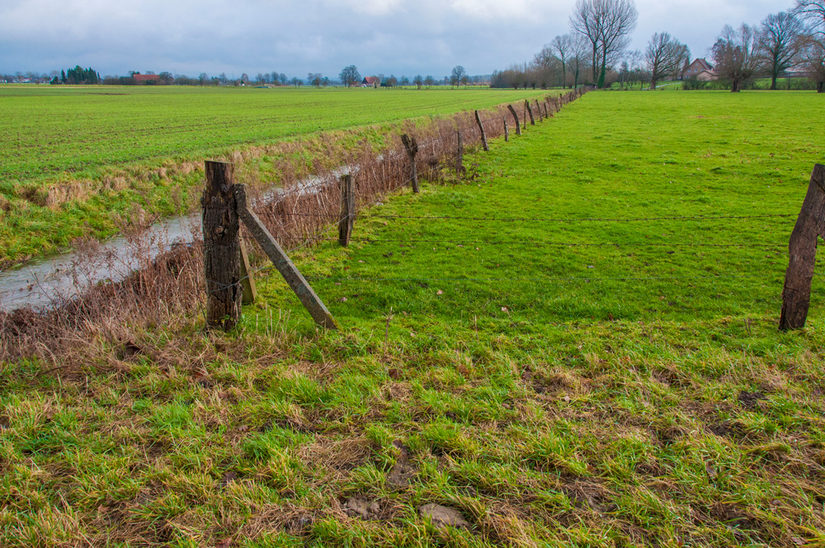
[780,164,825,330]
[234,184,338,330]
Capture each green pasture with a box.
[2,91,825,545]
[0,85,549,267]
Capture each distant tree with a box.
[198,73,208,85]
[321,76,331,86]
[413,75,423,88]
[571,0,638,88]
[758,12,804,89]
[552,34,574,87]
[424,75,435,86]
[798,32,825,91]
[339,65,361,87]
[158,72,174,85]
[645,32,690,89]
[383,75,398,87]
[450,65,466,86]
[308,72,323,86]
[400,76,410,86]
[712,24,762,92]
[63,65,99,84]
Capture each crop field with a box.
[2,91,825,545]
[0,85,550,267]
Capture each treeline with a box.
[492,0,825,92]
[49,66,101,85]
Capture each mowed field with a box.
[3,91,825,546]
[0,85,549,267]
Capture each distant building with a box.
[683,58,716,81]
[133,73,160,84]
[361,76,380,88]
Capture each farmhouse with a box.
[361,76,380,88]
[133,73,160,84]
[683,58,717,81]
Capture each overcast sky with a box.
[0,0,796,78]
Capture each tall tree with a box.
[759,12,804,90]
[712,24,762,92]
[552,34,574,88]
[796,0,825,91]
[645,32,690,90]
[339,65,361,87]
[571,0,638,88]
[450,65,466,87]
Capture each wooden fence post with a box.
[780,164,825,330]
[400,134,420,193]
[507,104,522,136]
[234,185,338,329]
[338,174,355,247]
[503,118,509,142]
[455,130,465,177]
[534,100,543,121]
[525,100,535,126]
[474,110,489,151]
[203,160,242,330]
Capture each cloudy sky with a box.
[0,0,795,78]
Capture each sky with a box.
[0,0,797,79]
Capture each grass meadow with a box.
[2,91,825,545]
[0,85,550,267]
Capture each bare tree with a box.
[450,65,466,87]
[571,0,638,88]
[645,32,690,90]
[339,65,361,87]
[759,12,805,89]
[552,34,574,88]
[712,24,762,92]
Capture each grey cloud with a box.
[0,0,797,77]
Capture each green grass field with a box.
[0,85,549,267]
[2,91,825,545]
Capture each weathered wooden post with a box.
[474,110,489,151]
[400,134,420,193]
[507,104,522,136]
[455,130,465,177]
[534,100,543,121]
[525,100,535,125]
[203,160,242,330]
[338,174,355,247]
[503,118,509,142]
[780,164,825,330]
[234,185,338,329]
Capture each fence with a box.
[203,88,589,329]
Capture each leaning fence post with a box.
[203,160,242,330]
[525,100,535,126]
[503,118,509,142]
[507,104,522,136]
[780,164,825,330]
[474,110,489,151]
[234,184,338,329]
[338,174,355,247]
[400,134,420,193]
[534,100,543,121]
[455,130,465,177]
